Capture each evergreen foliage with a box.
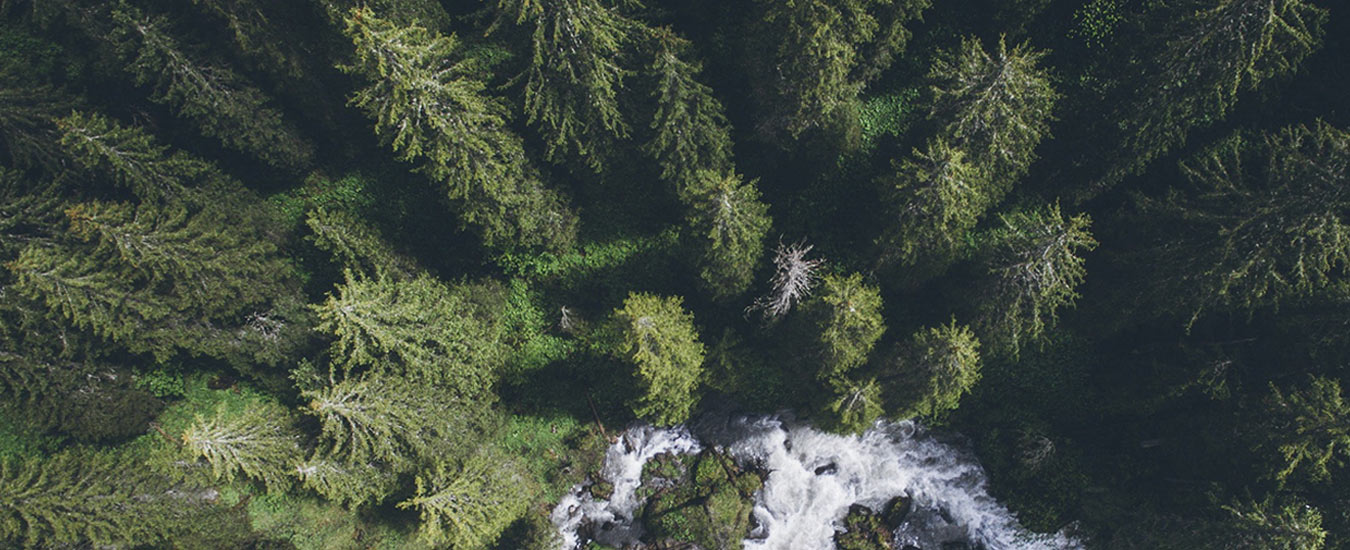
[342,7,578,251]
[294,456,400,510]
[488,0,640,171]
[807,273,886,380]
[399,448,535,549]
[977,203,1096,356]
[108,2,314,170]
[683,169,772,300]
[1259,376,1350,483]
[181,400,304,491]
[644,27,734,188]
[885,320,982,419]
[612,292,706,426]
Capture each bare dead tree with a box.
[746,239,824,321]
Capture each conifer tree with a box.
[1145,122,1350,322]
[613,292,706,426]
[342,7,577,251]
[1258,375,1350,483]
[0,83,69,170]
[108,3,314,170]
[314,272,507,397]
[294,455,400,509]
[683,170,772,300]
[188,0,308,78]
[399,448,535,549]
[0,450,189,548]
[880,137,987,266]
[1099,0,1327,188]
[749,0,929,139]
[181,400,305,491]
[0,348,160,441]
[57,111,214,203]
[928,36,1056,191]
[977,203,1096,356]
[488,0,639,170]
[806,273,886,380]
[305,207,417,281]
[1222,495,1327,549]
[823,376,885,433]
[644,28,734,188]
[301,371,481,468]
[882,321,982,419]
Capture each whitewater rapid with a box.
[550,415,1082,550]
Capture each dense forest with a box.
[0,0,1347,548]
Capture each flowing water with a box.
[551,415,1082,550]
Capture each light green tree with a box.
[294,455,400,510]
[880,137,987,266]
[181,400,305,491]
[305,207,417,281]
[1223,495,1327,550]
[399,448,536,549]
[301,371,482,468]
[684,170,772,300]
[806,273,886,380]
[613,292,706,425]
[1259,376,1350,483]
[977,203,1096,356]
[313,272,507,398]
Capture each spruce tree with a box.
[301,371,482,468]
[612,292,706,426]
[1223,495,1327,549]
[488,0,639,170]
[0,82,69,170]
[1259,375,1350,483]
[342,7,577,251]
[977,203,1096,356]
[880,137,987,266]
[57,111,214,203]
[882,321,982,419]
[181,400,305,491]
[294,455,400,509]
[644,27,734,188]
[683,170,772,300]
[314,272,507,397]
[399,448,535,549]
[108,3,314,170]
[305,207,417,281]
[806,273,886,381]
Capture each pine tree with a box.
[488,0,639,170]
[1259,376,1350,483]
[0,82,69,170]
[1223,495,1326,549]
[188,0,308,78]
[342,7,577,251]
[0,348,160,441]
[882,321,982,419]
[928,36,1057,191]
[977,203,1096,356]
[313,272,507,397]
[612,292,706,426]
[181,400,305,491]
[749,0,929,139]
[748,239,825,321]
[1144,122,1350,323]
[683,170,772,300]
[108,3,313,170]
[644,27,734,188]
[398,448,536,549]
[1099,0,1327,188]
[822,376,885,433]
[57,111,214,203]
[0,450,196,548]
[806,273,886,381]
[301,371,483,468]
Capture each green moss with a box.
[858,88,921,147]
[836,505,891,550]
[640,451,762,549]
[247,490,428,550]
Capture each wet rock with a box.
[882,495,913,527]
[836,503,892,550]
[590,479,615,500]
[900,546,922,550]
[814,462,838,475]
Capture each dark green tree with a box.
[487,0,640,170]
[1142,122,1350,324]
[882,320,981,419]
[1099,0,1327,188]
[644,27,734,188]
[109,3,314,170]
[612,292,706,426]
[880,137,987,266]
[748,0,929,139]
[342,7,577,251]
[0,83,69,170]
[305,207,417,281]
[976,203,1096,356]
[1258,375,1350,483]
[683,170,772,300]
[928,36,1057,191]
[57,111,214,203]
